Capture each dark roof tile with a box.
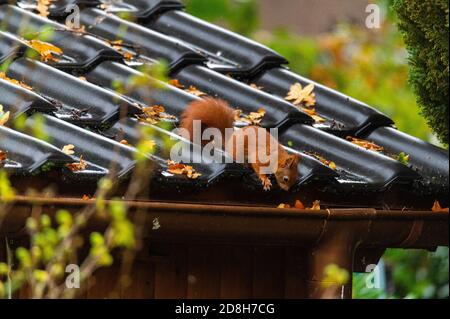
[253,67,395,136]
[147,9,288,75]
[0,124,73,174]
[0,5,123,73]
[80,8,206,72]
[0,77,56,117]
[7,58,141,125]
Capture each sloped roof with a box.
[0,1,448,210]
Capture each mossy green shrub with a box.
[393,0,449,145]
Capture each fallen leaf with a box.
[0,105,10,126]
[123,52,135,61]
[169,79,184,89]
[285,83,316,106]
[308,200,321,210]
[0,150,7,162]
[234,108,266,125]
[294,200,305,209]
[301,107,326,123]
[306,152,337,170]
[27,39,63,62]
[120,140,130,146]
[167,160,202,179]
[346,136,384,152]
[250,83,263,90]
[432,200,449,212]
[136,105,176,124]
[36,0,53,18]
[278,199,320,210]
[186,86,207,97]
[0,72,33,91]
[66,155,87,172]
[61,144,75,155]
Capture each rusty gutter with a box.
[2,195,448,299]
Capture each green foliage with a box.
[393,0,449,145]
[184,0,258,35]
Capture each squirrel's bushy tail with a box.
[180,98,235,143]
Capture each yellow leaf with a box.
[27,39,63,62]
[61,144,75,155]
[285,83,316,106]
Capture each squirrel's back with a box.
[180,98,235,143]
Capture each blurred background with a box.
[183,0,449,299]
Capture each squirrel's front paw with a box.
[262,178,272,191]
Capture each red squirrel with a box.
[180,98,300,191]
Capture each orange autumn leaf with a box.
[137,105,176,125]
[432,200,449,212]
[167,160,202,179]
[308,200,322,210]
[278,199,320,210]
[234,108,266,126]
[66,156,87,172]
[82,194,91,200]
[301,107,326,123]
[0,72,33,91]
[120,139,130,146]
[169,79,184,89]
[0,150,7,162]
[186,85,207,97]
[346,136,384,152]
[27,39,63,62]
[294,200,305,209]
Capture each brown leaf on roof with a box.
[285,83,316,107]
[186,85,207,97]
[66,155,87,172]
[250,83,263,90]
[167,160,202,179]
[295,200,305,209]
[120,139,130,146]
[0,72,33,91]
[308,200,322,210]
[346,136,384,152]
[301,107,326,123]
[169,79,184,89]
[27,39,63,62]
[234,108,266,126]
[0,150,7,162]
[306,152,337,170]
[137,105,176,125]
[432,200,449,212]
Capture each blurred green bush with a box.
[184,0,449,299]
[393,0,449,145]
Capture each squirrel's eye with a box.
[283,176,289,182]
